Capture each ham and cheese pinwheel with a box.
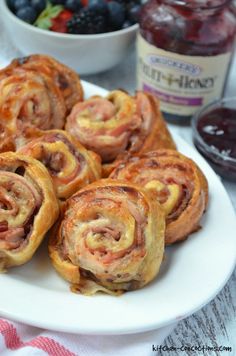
[0,71,66,152]
[110,150,208,244]
[49,180,165,295]
[0,124,15,153]
[0,152,59,271]
[18,130,102,199]
[66,90,176,176]
[0,54,84,113]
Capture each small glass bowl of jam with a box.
[192,97,236,181]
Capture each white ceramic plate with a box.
[0,82,236,335]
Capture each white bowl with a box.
[0,0,138,75]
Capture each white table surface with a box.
[0,23,236,354]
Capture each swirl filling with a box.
[49,180,165,295]
[0,54,83,114]
[0,171,41,250]
[110,150,208,244]
[18,130,101,199]
[66,91,138,163]
[66,90,176,167]
[0,71,66,145]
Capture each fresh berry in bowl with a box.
[1,0,139,74]
[6,0,142,34]
[67,7,107,34]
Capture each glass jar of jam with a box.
[137,0,236,124]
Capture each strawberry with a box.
[81,0,88,6]
[50,9,73,33]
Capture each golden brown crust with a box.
[132,92,176,154]
[66,90,176,177]
[0,54,84,113]
[0,70,66,153]
[49,179,165,295]
[18,129,102,199]
[66,90,138,163]
[0,124,15,153]
[110,149,208,245]
[0,152,59,271]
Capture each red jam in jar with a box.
[192,98,236,181]
[137,0,236,124]
[197,107,236,158]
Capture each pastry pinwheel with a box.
[66,90,176,176]
[18,130,102,199]
[0,152,59,271]
[0,54,83,113]
[49,180,165,295]
[110,150,208,244]
[0,71,66,152]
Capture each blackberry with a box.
[67,8,107,34]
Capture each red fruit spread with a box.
[197,107,236,159]
[194,103,236,180]
[137,0,236,123]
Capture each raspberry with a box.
[67,8,107,34]
[50,9,73,33]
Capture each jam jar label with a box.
[137,34,232,116]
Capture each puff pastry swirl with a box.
[66,90,176,176]
[0,54,84,113]
[0,152,59,271]
[18,130,102,199]
[49,179,165,295]
[0,71,66,152]
[110,150,208,244]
